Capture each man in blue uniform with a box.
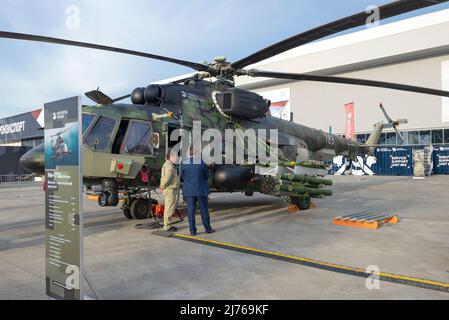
[181,147,215,236]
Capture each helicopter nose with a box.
[20,143,45,175]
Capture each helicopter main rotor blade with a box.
[232,0,449,69]
[0,31,210,72]
[245,70,449,97]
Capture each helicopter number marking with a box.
[327,135,335,145]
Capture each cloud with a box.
[1,0,448,118]
[2,0,285,114]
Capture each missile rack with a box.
[257,160,334,212]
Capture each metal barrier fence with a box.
[0,175,41,199]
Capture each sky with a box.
[1,0,449,118]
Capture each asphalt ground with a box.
[0,176,448,299]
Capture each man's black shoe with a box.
[206,229,216,234]
[166,226,178,232]
[190,231,197,236]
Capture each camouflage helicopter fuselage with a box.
[4,0,439,218]
[81,79,371,186]
[20,78,388,217]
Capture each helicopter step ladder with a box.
[333,212,399,230]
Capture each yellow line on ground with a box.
[173,234,449,289]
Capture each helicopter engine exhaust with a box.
[214,88,270,120]
[131,87,145,105]
[131,85,163,105]
[144,85,162,104]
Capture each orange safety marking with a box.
[333,214,399,230]
[288,202,317,213]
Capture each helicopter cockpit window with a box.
[84,116,116,151]
[121,120,152,155]
[82,113,96,134]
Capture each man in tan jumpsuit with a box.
[160,149,180,232]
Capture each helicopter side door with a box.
[83,117,152,180]
[111,119,154,180]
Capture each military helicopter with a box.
[49,127,72,160]
[5,0,449,219]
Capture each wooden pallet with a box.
[333,212,399,230]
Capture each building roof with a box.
[237,8,449,89]
[155,8,449,89]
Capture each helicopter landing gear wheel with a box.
[130,199,150,220]
[97,192,120,207]
[283,195,311,211]
[123,208,132,219]
[98,192,109,207]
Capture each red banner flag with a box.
[344,102,355,140]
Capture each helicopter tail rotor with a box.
[379,103,408,143]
